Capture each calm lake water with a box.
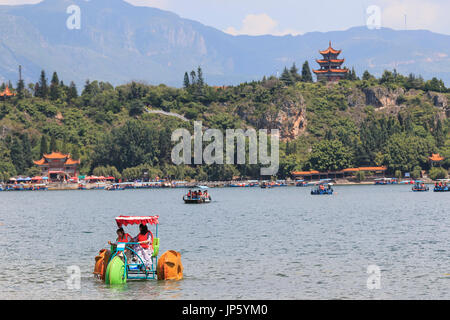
[0,185,449,300]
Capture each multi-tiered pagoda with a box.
[313,41,349,81]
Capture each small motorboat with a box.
[411,181,429,192]
[311,182,334,195]
[433,180,450,192]
[183,189,211,203]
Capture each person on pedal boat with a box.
[133,224,154,269]
[108,227,132,245]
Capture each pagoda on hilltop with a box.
[313,41,349,81]
[0,86,16,99]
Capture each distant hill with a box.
[0,0,449,87]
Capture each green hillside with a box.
[0,67,449,182]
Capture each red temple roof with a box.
[44,151,70,159]
[313,68,349,74]
[316,59,345,64]
[65,158,80,165]
[319,41,342,55]
[429,154,444,161]
[34,151,80,166]
[0,86,16,97]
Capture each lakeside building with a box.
[292,166,388,181]
[429,153,444,167]
[33,152,80,181]
[313,41,349,81]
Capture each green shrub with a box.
[429,167,448,180]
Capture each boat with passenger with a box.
[296,180,311,187]
[183,188,211,203]
[433,179,449,192]
[374,178,398,185]
[411,181,429,192]
[311,180,334,195]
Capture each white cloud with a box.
[378,0,450,33]
[225,13,302,36]
[125,0,170,10]
[0,0,41,4]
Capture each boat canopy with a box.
[115,215,159,227]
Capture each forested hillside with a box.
[0,66,449,182]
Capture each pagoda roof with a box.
[0,86,16,97]
[319,41,342,55]
[44,151,70,159]
[34,151,80,165]
[65,158,81,165]
[316,59,345,64]
[313,68,349,74]
[429,153,444,161]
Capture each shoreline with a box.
[0,179,440,191]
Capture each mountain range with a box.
[0,0,449,88]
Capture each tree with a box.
[197,66,205,88]
[301,61,313,82]
[307,140,354,171]
[10,137,25,174]
[67,81,78,101]
[280,67,294,86]
[183,72,190,88]
[40,135,49,156]
[362,70,374,81]
[49,71,60,100]
[37,70,48,98]
[290,63,301,82]
[16,77,25,99]
[49,136,57,152]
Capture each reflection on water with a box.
[0,186,449,299]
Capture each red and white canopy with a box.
[115,215,159,227]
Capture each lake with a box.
[0,185,449,299]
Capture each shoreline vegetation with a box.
[0,66,449,184]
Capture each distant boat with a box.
[411,181,429,192]
[374,178,398,185]
[311,182,334,195]
[183,190,211,203]
[433,179,449,192]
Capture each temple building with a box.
[429,153,444,167]
[34,152,80,181]
[0,86,16,99]
[313,41,349,81]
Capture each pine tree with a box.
[290,63,301,82]
[183,72,190,88]
[38,70,48,98]
[301,61,313,82]
[67,81,78,101]
[280,67,294,85]
[362,70,373,81]
[49,71,60,101]
[49,136,57,152]
[16,78,25,99]
[40,135,49,156]
[197,66,205,88]
[10,137,25,174]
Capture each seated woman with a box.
[108,227,132,245]
[109,227,133,261]
[133,224,154,270]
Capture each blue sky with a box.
[1,0,449,35]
